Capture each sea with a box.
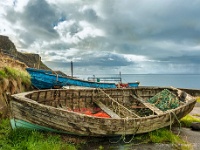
[76,74,200,89]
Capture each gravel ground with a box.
[177,102,200,150]
[177,128,200,150]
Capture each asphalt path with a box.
[177,102,200,150]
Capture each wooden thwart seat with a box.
[130,94,164,115]
[93,100,121,119]
[97,88,140,118]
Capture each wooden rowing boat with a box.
[26,68,140,89]
[9,87,196,136]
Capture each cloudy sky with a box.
[1,0,200,75]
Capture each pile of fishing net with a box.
[147,89,180,111]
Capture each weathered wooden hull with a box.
[9,87,196,136]
[26,68,139,89]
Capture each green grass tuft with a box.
[196,97,200,103]
[0,119,77,150]
[134,127,187,145]
[4,67,18,79]
[0,66,31,86]
[0,70,7,78]
[149,128,185,144]
[180,114,200,127]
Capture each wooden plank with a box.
[130,94,164,115]
[97,88,140,118]
[93,100,121,119]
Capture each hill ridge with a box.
[0,35,50,70]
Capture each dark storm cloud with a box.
[5,0,60,46]
[42,42,71,50]
[44,52,132,67]
[68,22,82,37]
[99,0,200,52]
[82,8,99,22]
[163,55,200,64]
[77,54,131,67]
[23,0,57,33]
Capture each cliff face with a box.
[0,35,50,70]
[0,35,49,119]
[0,35,17,53]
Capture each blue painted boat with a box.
[26,68,139,89]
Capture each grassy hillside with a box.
[0,52,31,118]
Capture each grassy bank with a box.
[0,119,192,150]
[0,66,31,118]
[0,52,31,90]
[0,119,78,150]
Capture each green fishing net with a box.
[147,89,180,111]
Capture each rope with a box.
[122,117,127,142]
[169,111,172,131]
[97,88,123,116]
[97,88,138,118]
[109,117,127,144]
[98,88,121,105]
[123,117,141,143]
[171,111,181,136]
[109,135,124,143]
[109,117,141,144]
[97,88,141,143]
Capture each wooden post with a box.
[119,71,122,82]
[38,55,41,69]
[71,61,73,77]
